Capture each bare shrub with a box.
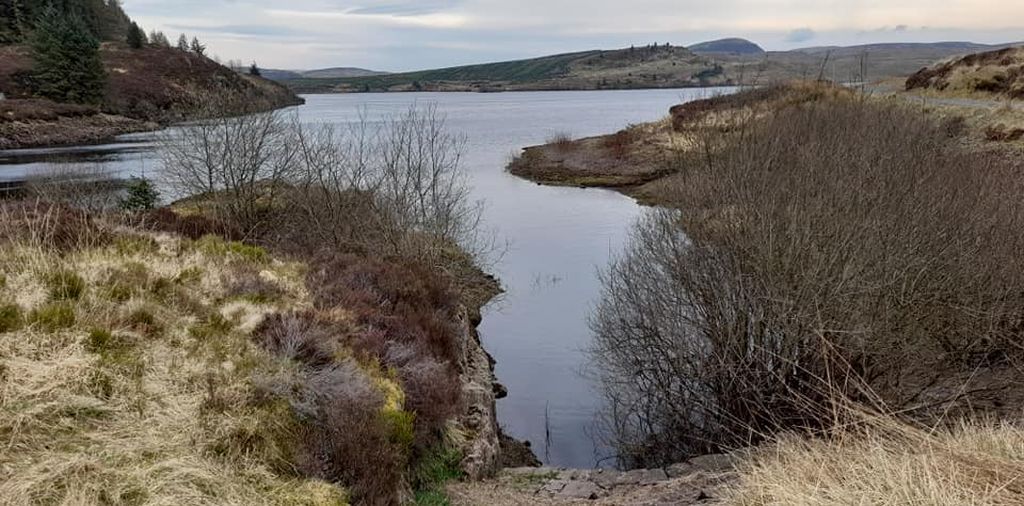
[547,132,576,151]
[24,164,123,212]
[158,107,297,237]
[591,95,1024,468]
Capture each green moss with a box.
[29,302,76,331]
[45,269,86,301]
[0,303,23,333]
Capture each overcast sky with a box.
[125,0,1024,71]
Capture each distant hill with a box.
[689,38,765,56]
[280,40,1024,94]
[301,67,389,79]
[284,44,730,93]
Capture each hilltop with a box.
[688,38,765,56]
[282,40,1024,94]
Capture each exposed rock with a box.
[559,481,603,500]
[541,480,569,494]
[453,307,501,479]
[688,454,737,473]
[616,468,669,486]
[665,462,695,478]
[589,469,623,489]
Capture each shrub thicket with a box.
[592,87,1024,467]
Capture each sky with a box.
[124,0,1024,71]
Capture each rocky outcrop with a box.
[453,306,503,479]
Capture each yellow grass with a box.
[0,229,347,505]
[728,416,1024,505]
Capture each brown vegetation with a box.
[906,46,1024,99]
[588,85,1024,468]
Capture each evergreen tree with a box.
[189,36,205,56]
[126,21,145,48]
[248,62,261,77]
[177,33,189,51]
[30,5,107,104]
[119,177,160,211]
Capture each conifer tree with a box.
[248,62,261,76]
[177,33,189,51]
[30,5,107,104]
[126,21,145,48]
[190,36,206,56]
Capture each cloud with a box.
[785,27,816,43]
[124,0,1024,69]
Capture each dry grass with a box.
[729,416,1024,505]
[0,208,350,505]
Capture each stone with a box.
[616,468,669,486]
[665,462,695,478]
[590,469,623,489]
[558,468,593,481]
[540,480,568,494]
[688,454,736,473]
[559,481,602,500]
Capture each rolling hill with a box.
[285,44,729,93]
[278,39,1024,94]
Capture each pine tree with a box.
[126,21,145,48]
[248,62,261,77]
[189,36,206,56]
[177,33,189,51]
[30,6,107,104]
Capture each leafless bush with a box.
[158,107,297,237]
[160,104,493,268]
[24,164,123,212]
[591,95,1024,468]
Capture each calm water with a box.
[0,88,729,467]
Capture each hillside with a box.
[285,45,728,93]
[688,38,765,56]
[0,43,303,149]
[906,45,1024,98]
[284,40,1024,94]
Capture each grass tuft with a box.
[45,269,86,301]
[0,303,23,332]
[29,301,76,331]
